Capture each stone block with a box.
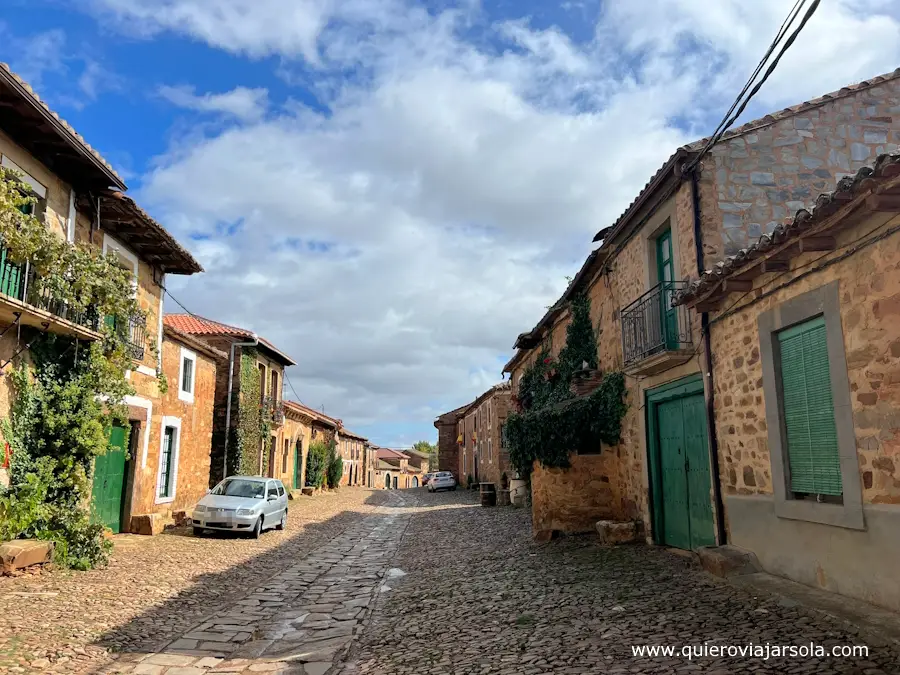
[0,539,54,573]
[697,545,761,578]
[130,513,164,536]
[533,529,556,544]
[172,511,189,527]
[851,143,871,161]
[595,520,643,546]
[750,172,776,186]
[301,486,315,496]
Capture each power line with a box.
[685,0,821,173]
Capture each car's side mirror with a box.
[268,495,277,501]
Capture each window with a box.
[488,437,492,463]
[271,370,279,401]
[283,439,289,473]
[277,483,285,497]
[500,422,507,449]
[156,417,181,503]
[267,482,278,499]
[178,347,196,403]
[777,317,842,499]
[758,281,862,530]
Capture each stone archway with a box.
[412,476,419,488]
[384,473,391,489]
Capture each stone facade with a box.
[127,330,221,529]
[700,76,900,261]
[338,430,367,487]
[701,193,900,610]
[434,405,468,481]
[504,72,900,543]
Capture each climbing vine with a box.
[505,293,627,482]
[236,351,263,476]
[0,167,140,569]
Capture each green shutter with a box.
[778,316,842,496]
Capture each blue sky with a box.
[3,0,900,446]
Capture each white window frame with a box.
[178,346,197,403]
[1,155,47,199]
[102,233,139,292]
[155,416,182,504]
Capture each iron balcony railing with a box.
[621,280,692,367]
[0,247,101,332]
[263,396,285,426]
[125,313,146,361]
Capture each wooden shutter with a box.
[777,316,842,496]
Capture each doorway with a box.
[293,440,302,490]
[646,375,715,550]
[91,425,129,533]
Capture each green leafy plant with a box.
[0,168,139,569]
[325,438,342,489]
[235,351,263,476]
[305,440,329,488]
[505,293,627,482]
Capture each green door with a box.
[656,230,676,349]
[91,425,128,533]
[649,378,715,550]
[0,247,24,300]
[293,441,302,490]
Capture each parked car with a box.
[427,471,457,492]
[422,472,434,486]
[191,476,288,538]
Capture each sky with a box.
[3,0,900,446]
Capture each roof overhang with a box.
[0,64,126,192]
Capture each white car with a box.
[191,476,288,538]
[427,471,457,492]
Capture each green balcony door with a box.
[91,425,129,533]
[656,229,677,349]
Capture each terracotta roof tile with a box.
[163,314,296,365]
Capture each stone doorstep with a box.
[727,571,900,652]
[595,520,644,546]
[696,545,761,578]
[0,539,55,573]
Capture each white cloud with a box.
[0,27,67,89]
[158,85,270,121]
[87,0,900,443]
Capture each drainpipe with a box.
[223,334,259,481]
[689,167,728,547]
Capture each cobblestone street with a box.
[3,489,900,674]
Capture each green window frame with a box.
[159,426,176,498]
[777,316,842,498]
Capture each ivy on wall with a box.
[506,293,627,482]
[236,350,263,476]
[0,167,141,569]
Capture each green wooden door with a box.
[91,425,128,533]
[0,247,24,300]
[656,230,676,349]
[293,441,302,490]
[651,385,715,550]
[658,398,691,549]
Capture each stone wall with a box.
[435,417,461,480]
[700,76,900,263]
[531,453,620,535]
[710,212,900,508]
[128,334,218,526]
[468,388,513,487]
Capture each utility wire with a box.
[684,0,821,173]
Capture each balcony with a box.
[263,396,285,427]
[620,281,693,376]
[0,247,102,340]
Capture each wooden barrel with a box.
[480,482,497,507]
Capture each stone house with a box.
[0,65,204,534]
[502,68,900,544]
[672,154,900,612]
[281,401,314,492]
[374,448,421,489]
[162,315,296,485]
[337,427,368,486]
[455,383,513,489]
[433,403,469,481]
[126,325,224,534]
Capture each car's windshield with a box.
[212,479,265,499]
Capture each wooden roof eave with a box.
[684,176,900,311]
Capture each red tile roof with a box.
[163,314,296,365]
[283,400,340,428]
[377,448,408,460]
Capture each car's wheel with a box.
[252,516,264,539]
[193,526,205,536]
[451,486,457,491]
[276,509,287,531]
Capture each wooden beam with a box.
[694,298,722,313]
[799,237,836,252]
[867,194,900,212]
[761,259,789,273]
[881,163,900,179]
[722,279,753,292]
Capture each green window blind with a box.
[777,316,842,496]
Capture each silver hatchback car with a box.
[191,476,288,538]
[427,471,457,492]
